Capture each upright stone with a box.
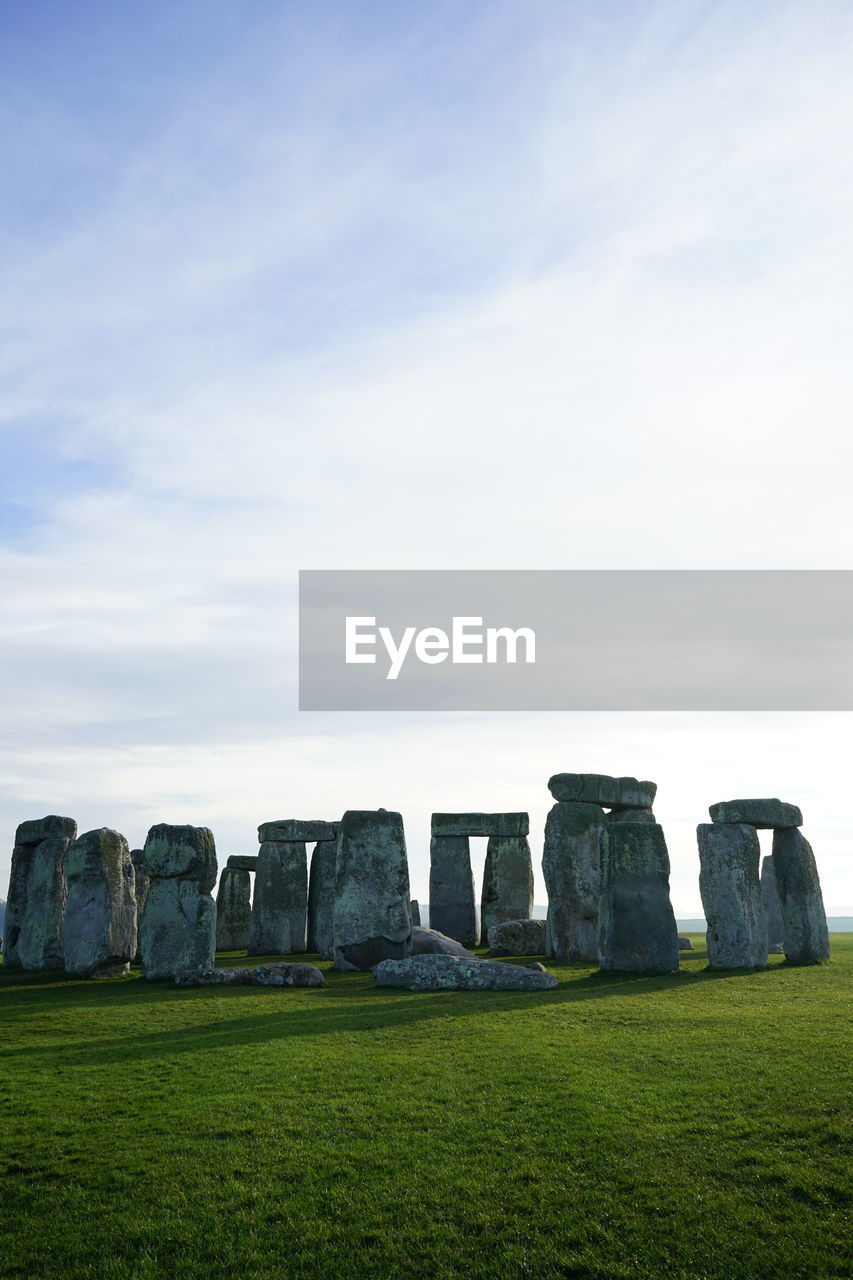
[307,838,337,957]
[64,828,136,976]
[333,809,411,970]
[130,848,149,963]
[480,835,534,945]
[772,828,830,964]
[410,899,421,926]
[697,823,766,968]
[542,802,605,962]
[598,823,679,972]
[249,840,307,955]
[216,867,252,951]
[3,815,76,970]
[140,824,217,980]
[429,834,478,946]
[760,855,785,953]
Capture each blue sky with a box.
[2,1,852,912]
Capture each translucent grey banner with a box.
[298,570,853,710]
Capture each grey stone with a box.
[481,836,534,946]
[488,918,547,956]
[333,809,411,970]
[772,829,830,964]
[410,899,421,926]
[249,841,308,955]
[215,867,252,951]
[430,812,529,838]
[3,816,77,970]
[598,823,679,972]
[139,823,218,980]
[142,824,217,891]
[542,802,605,963]
[760,855,785,953]
[548,774,657,810]
[130,849,149,964]
[708,798,803,828]
[529,961,548,973]
[678,935,694,951]
[258,819,338,844]
[606,807,657,824]
[251,962,324,987]
[64,828,136,977]
[697,823,766,968]
[373,953,558,991]
[226,855,259,872]
[411,925,476,958]
[14,815,77,845]
[174,967,253,986]
[429,834,478,947]
[307,838,336,957]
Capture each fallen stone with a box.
[430,812,529,838]
[772,829,830,964]
[249,840,308,954]
[333,809,412,970]
[697,823,766,968]
[64,828,137,977]
[258,819,338,844]
[481,835,534,945]
[411,926,476,958]
[488,918,547,956]
[598,823,679,972]
[410,899,421,926]
[140,824,217,980]
[606,807,657,824]
[428,833,478,947]
[307,838,336,956]
[226,855,259,871]
[3,816,77,970]
[678,936,694,951]
[215,866,252,951]
[708,798,803,828]
[251,962,324,987]
[548,774,657,810]
[143,824,217,890]
[373,953,558,991]
[760,855,785,953]
[542,802,605,963]
[174,967,254,986]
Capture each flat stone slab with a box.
[488,918,547,956]
[258,820,338,844]
[373,954,558,992]
[709,799,802,828]
[226,855,259,871]
[548,774,657,810]
[431,812,529,838]
[15,815,78,845]
[174,962,324,988]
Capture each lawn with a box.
[0,939,850,1280]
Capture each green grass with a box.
[1,940,850,1280]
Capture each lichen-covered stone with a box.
[771,829,830,964]
[542,802,605,962]
[708,798,802,828]
[760,855,785,953]
[258,819,338,844]
[410,899,421,926]
[14,815,77,845]
[411,925,476,958]
[142,824,217,891]
[697,823,766,968]
[481,836,534,946]
[249,841,308,955]
[64,828,136,977]
[429,833,478,946]
[251,962,324,987]
[130,849,149,963]
[430,812,529,838]
[307,838,336,956]
[333,809,411,970]
[215,867,252,951]
[598,823,679,972]
[373,953,558,991]
[606,807,657,824]
[3,816,77,970]
[488,918,547,956]
[226,855,259,872]
[140,823,218,980]
[548,774,657,810]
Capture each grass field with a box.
[1,939,850,1280]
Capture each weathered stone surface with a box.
[598,823,679,972]
[143,824,217,891]
[64,828,136,977]
[542,802,605,963]
[429,834,478,946]
[3,816,77,970]
[333,809,411,970]
[481,836,534,946]
[307,838,336,957]
[130,849,149,963]
[411,926,476,958]
[709,798,802,829]
[606,807,657,824]
[431,812,529,838]
[174,962,323,987]
[249,841,308,955]
[373,953,558,991]
[175,966,253,986]
[410,899,421,926]
[678,935,694,951]
[772,829,830,964]
[216,867,252,951]
[258,819,338,844]
[226,855,259,872]
[548,774,657,810]
[697,823,766,968]
[760,855,785,953]
[488,918,547,956]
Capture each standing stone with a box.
[226,855,258,871]
[307,837,337,957]
[760,855,785,954]
[333,809,411,970]
[480,835,534,945]
[249,840,308,955]
[410,899,421,926]
[542,802,605,962]
[697,823,766,968]
[429,834,478,946]
[140,824,217,980]
[772,828,830,964]
[3,816,76,970]
[64,828,136,977]
[130,848,149,963]
[215,867,252,951]
[598,823,679,972]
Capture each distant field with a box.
[1,939,850,1280]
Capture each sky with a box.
[1,0,852,915]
